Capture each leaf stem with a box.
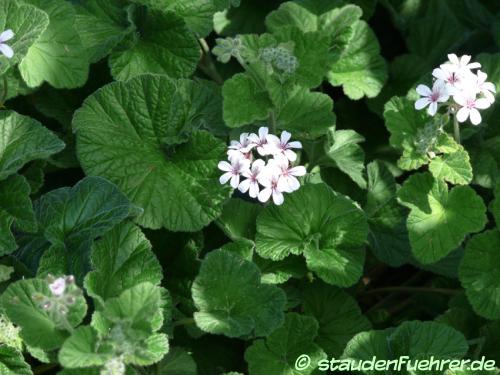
[364,286,460,296]
[453,113,460,144]
[198,38,224,85]
[268,110,277,133]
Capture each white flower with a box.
[258,170,285,205]
[453,92,491,125]
[268,154,306,193]
[445,53,481,71]
[228,132,254,154]
[475,70,496,104]
[248,127,269,156]
[415,81,449,116]
[0,29,14,59]
[218,155,250,188]
[265,131,302,161]
[49,278,66,297]
[238,159,265,198]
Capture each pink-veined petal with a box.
[265,133,280,145]
[453,94,467,106]
[0,44,14,59]
[230,174,240,189]
[0,30,14,42]
[432,69,447,81]
[218,161,232,172]
[219,172,232,185]
[456,107,470,123]
[272,190,284,205]
[259,127,268,139]
[415,98,429,110]
[238,178,251,193]
[437,94,449,102]
[469,108,482,125]
[416,84,432,96]
[427,102,438,116]
[252,158,265,171]
[258,188,272,203]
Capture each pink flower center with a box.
[448,73,459,84]
[430,92,440,102]
[466,98,476,109]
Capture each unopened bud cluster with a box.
[260,46,299,74]
[101,356,126,375]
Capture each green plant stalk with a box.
[0,75,7,107]
[198,38,224,85]
[453,114,460,144]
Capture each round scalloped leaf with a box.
[429,150,473,185]
[73,74,229,232]
[459,230,500,320]
[244,313,326,375]
[19,0,89,88]
[255,183,368,287]
[109,10,200,80]
[1,278,87,350]
[0,111,65,180]
[0,345,32,375]
[0,0,49,75]
[191,249,286,338]
[398,173,487,264]
[301,281,371,356]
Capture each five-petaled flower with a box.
[453,92,491,125]
[49,277,67,297]
[218,155,250,189]
[265,130,302,162]
[415,81,449,116]
[239,159,265,198]
[0,29,14,59]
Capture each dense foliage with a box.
[1,0,500,374]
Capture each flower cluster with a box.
[261,45,299,74]
[32,274,82,330]
[218,127,306,205]
[0,29,14,59]
[415,54,496,125]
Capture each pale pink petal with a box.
[287,176,300,191]
[437,94,449,102]
[475,98,491,110]
[482,82,496,93]
[289,166,306,176]
[284,149,297,162]
[230,174,240,189]
[218,161,232,172]
[415,98,429,110]
[280,131,292,144]
[265,134,280,145]
[219,172,232,185]
[460,55,471,65]
[287,141,302,149]
[427,102,438,116]
[259,127,268,138]
[272,190,284,205]
[432,69,448,81]
[277,177,292,193]
[258,188,272,203]
[416,84,432,96]
[469,108,482,125]
[456,107,470,123]
[453,95,467,106]
[248,181,260,198]
[0,44,14,59]
[238,178,251,193]
[0,30,14,42]
[468,62,481,69]
[483,90,495,104]
[448,54,459,65]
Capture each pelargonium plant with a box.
[1,0,500,374]
[218,127,305,205]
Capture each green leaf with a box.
[0,345,32,375]
[74,0,131,63]
[429,150,473,185]
[244,313,327,375]
[16,176,133,279]
[343,321,468,373]
[155,347,197,375]
[398,173,487,264]
[84,221,162,305]
[109,10,200,81]
[459,230,500,320]
[191,249,286,338]
[73,75,229,232]
[126,332,169,366]
[218,198,262,241]
[0,111,65,181]
[324,128,366,188]
[222,73,272,127]
[0,265,14,283]
[365,161,412,267]
[1,278,87,350]
[58,326,113,368]
[0,174,35,256]
[327,20,387,99]
[302,281,371,357]
[19,0,89,88]
[256,183,368,287]
[0,0,49,75]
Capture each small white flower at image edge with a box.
[49,277,66,297]
[248,126,270,156]
[0,29,15,59]
[415,81,449,116]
